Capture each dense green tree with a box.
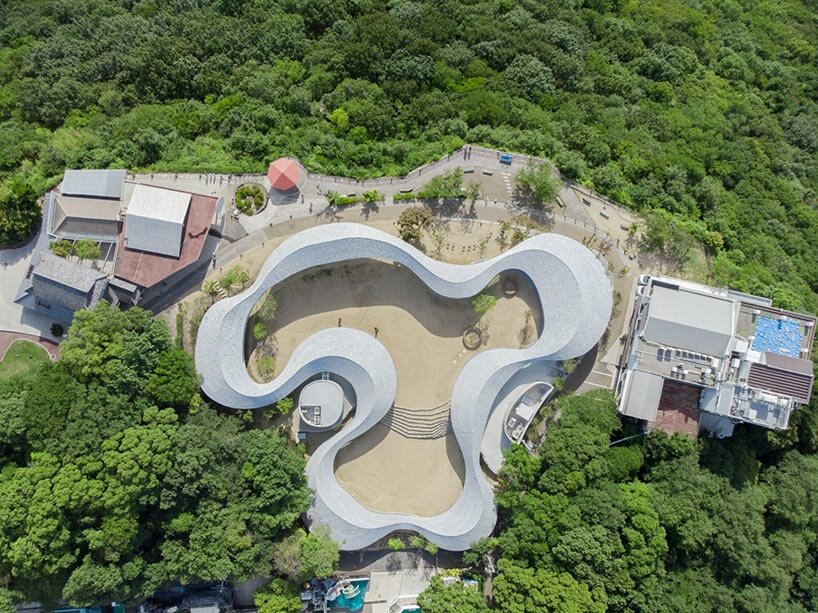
[144,348,200,410]
[254,579,301,613]
[273,527,339,581]
[0,306,315,604]
[0,177,39,245]
[514,162,560,208]
[417,576,489,613]
[493,560,603,613]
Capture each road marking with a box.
[591,369,613,379]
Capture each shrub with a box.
[472,293,497,313]
[327,190,359,206]
[254,579,301,613]
[363,190,384,203]
[393,192,417,201]
[258,355,276,378]
[236,183,266,215]
[253,321,268,342]
[388,537,405,550]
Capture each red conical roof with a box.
[267,158,301,191]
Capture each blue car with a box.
[499,153,513,165]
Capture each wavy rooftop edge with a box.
[194,223,612,550]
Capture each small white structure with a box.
[503,382,553,444]
[299,378,344,429]
[124,184,190,257]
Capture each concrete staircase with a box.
[380,401,451,439]
[212,280,229,298]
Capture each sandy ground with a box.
[257,260,538,407]
[334,424,466,517]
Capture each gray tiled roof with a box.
[61,169,126,199]
[195,224,612,551]
[33,252,107,294]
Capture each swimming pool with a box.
[327,579,369,612]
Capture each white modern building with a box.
[617,276,815,437]
[195,223,612,551]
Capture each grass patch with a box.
[0,340,50,379]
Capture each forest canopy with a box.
[416,390,818,613]
[0,304,326,608]
[0,0,817,310]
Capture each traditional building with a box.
[15,252,108,322]
[48,169,126,242]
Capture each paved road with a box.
[0,224,61,341]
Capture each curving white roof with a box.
[194,223,611,551]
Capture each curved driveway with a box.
[195,223,611,550]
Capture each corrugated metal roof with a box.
[620,369,663,421]
[124,185,190,257]
[61,169,126,199]
[644,284,735,356]
[747,362,813,404]
[126,184,190,223]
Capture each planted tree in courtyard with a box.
[276,396,294,414]
[202,279,219,303]
[418,169,463,199]
[514,162,560,208]
[257,355,276,379]
[220,266,248,295]
[49,239,73,257]
[73,239,100,263]
[465,182,481,204]
[253,321,268,343]
[258,292,278,322]
[235,267,250,291]
[397,206,433,244]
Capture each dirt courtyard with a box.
[252,257,540,516]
